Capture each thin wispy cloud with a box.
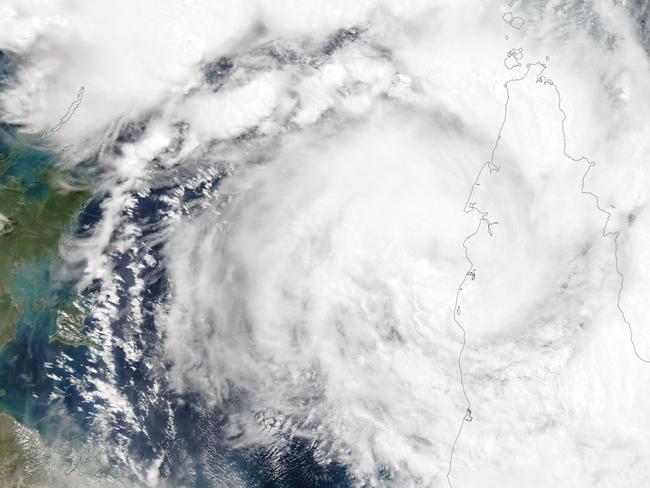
[1,0,650,486]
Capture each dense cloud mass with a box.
[1,0,650,487]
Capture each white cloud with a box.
[3,0,650,486]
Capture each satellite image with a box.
[0,0,649,487]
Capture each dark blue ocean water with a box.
[0,126,95,438]
[0,129,352,487]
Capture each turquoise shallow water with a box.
[0,129,93,442]
[0,128,52,203]
[0,257,90,433]
[0,125,355,486]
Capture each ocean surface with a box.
[0,129,353,486]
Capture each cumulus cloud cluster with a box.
[2,0,650,486]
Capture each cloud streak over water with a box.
[2,0,650,486]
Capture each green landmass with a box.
[0,410,48,485]
[0,411,121,487]
[0,125,99,485]
[51,295,94,347]
[0,126,104,485]
[0,146,90,351]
